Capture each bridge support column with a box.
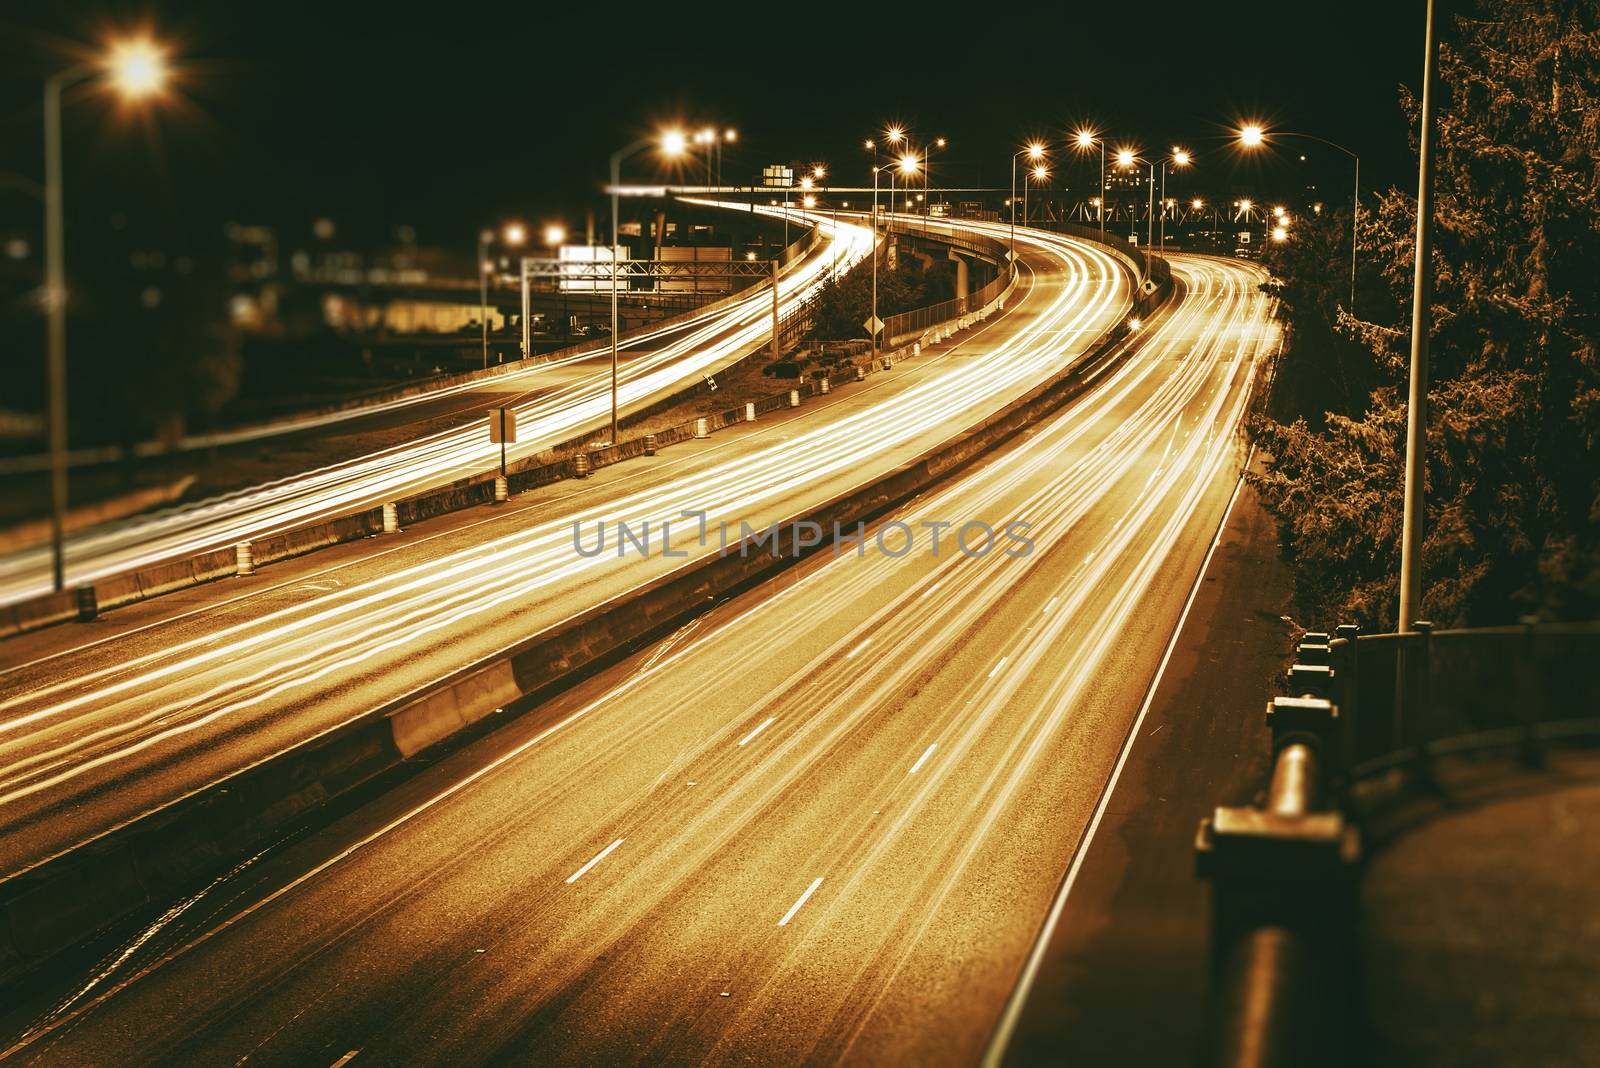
[948,250,970,301]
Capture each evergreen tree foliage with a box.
[1252,0,1600,628]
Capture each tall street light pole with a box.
[1238,123,1362,314]
[1158,148,1191,255]
[543,222,568,347]
[1398,0,1440,633]
[1115,149,1154,279]
[477,229,492,369]
[1073,130,1107,245]
[922,136,945,235]
[1024,162,1049,231]
[871,164,881,360]
[1010,143,1046,260]
[609,129,687,443]
[43,39,168,593]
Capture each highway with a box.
[0,222,1130,881]
[0,251,1275,1065]
[0,205,870,608]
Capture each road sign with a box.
[489,408,517,444]
[863,315,884,335]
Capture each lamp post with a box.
[871,164,881,359]
[1010,142,1047,259]
[1158,148,1191,255]
[1073,129,1107,244]
[543,222,567,347]
[718,128,736,189]
[1115,148,1154,278]
[1238,123,1361,314]
[864,138,878,214]
[42,38,169,593]
[1024,162,1049,230]
[924,136,946,232]
[608,129,686,443]
[1398,0,1440,632]
[871,153,919,360]
[479,221,524,369]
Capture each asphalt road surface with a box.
[0,223,1129,882]
[0,251,1275,1066]
[0,205,870,608]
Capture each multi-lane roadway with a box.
[0,221,1129,879]
[0,206,870,608]
[0,240,1275,1064]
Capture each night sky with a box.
[1,1,1430,252]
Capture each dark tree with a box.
[1252,0,1600,628]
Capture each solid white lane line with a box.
[909,744,938,775]
[982,445,1259,1068]
[564,838,624,885]
[737,717,776,747]
[987,656,1009,680]
[778,877,824,927]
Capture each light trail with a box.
[0,219,1130,874]
[0,204,873,608]
[0,250,1278,1066]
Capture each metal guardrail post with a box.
[1195,742,1359,1068]
[74,584,97,623]
[1516,615,1545,768]
[1286,663,1335,697]
[1333,623,1360,772]
[1406,620,1435,786]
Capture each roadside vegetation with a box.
[806,257,954,341]
[1251,0,1599,629]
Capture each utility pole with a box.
[1398,0,1440,633]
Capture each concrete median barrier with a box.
[1,589,80,639]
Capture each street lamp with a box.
[1111,147,1190,270]
[1010,142,1047,257]
[870,153,920,360]
[1024,163,1049,229]
[479,221,524,369]
[1073,129,1107,243]
[717,128,736,187]
[607,129,686,442]
[1159,148,1191,255]
[925,136,947,219]
[1399,0,1441,631]
[1237,122,1361,312]
[1113,148,1152,275]
[543,223,568,345]
[42,36,170,592]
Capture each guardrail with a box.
[876,215,1168,346]
[1194,619,1600,1066]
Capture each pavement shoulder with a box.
[1002,459,1300,1066]
[1359,755,1600,1067]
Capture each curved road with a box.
[0,251,1276,1066]
[0,205,871,608]
[0,224,1130,879]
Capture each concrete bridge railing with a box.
[877,216,1170,348]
